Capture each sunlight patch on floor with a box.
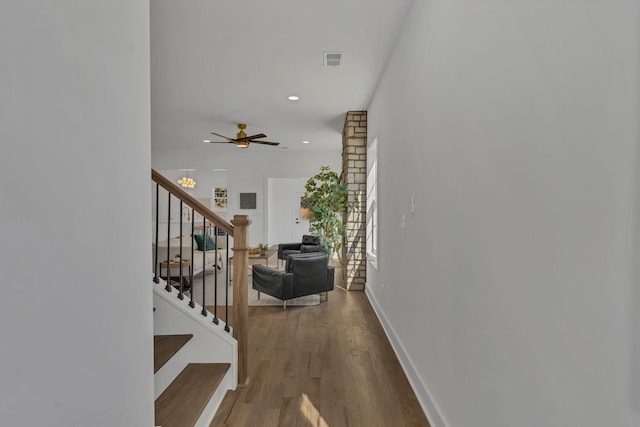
[300,393,329,427]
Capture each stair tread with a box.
[155,363,231,427]
[154,334,193,373]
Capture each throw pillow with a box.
[194,233,216,251]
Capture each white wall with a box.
[366,1,640,426]
[152,148,340,245]
[0,2,153,426]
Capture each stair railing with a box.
[151,169,250,386]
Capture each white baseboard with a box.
[365,287,447,427]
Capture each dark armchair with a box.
[277,234,323,263]
[252,253,334,310]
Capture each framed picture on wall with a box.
[239,192,257,209]
[213,187,227,210]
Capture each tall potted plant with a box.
[303,166,349,271]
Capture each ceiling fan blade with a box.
[210,132,234,142]
[208,127,277,147]
[234,133,267,142]
[247,133,267,140]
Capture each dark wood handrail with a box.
[151,169,234,236]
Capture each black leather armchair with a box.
[252,253,334,310]
[277,234,323,263]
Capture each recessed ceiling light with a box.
[287,95,300,101]
[203,139,211,143]
[302,140,310,144]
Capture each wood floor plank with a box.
[210,266,430,427]
[154,334,193,373]
[156,363,230,427]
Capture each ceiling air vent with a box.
[324,51,342,67]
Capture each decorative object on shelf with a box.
[177,170,196,188]
[248,243,269,255]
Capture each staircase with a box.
[153,280,236,427]
[155,362,230,427]
[151,168,251,427]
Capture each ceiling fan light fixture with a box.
[203,139,211,143]
[237,141,249,148]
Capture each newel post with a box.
[231,214,251,386]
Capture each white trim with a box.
[367,251,378,270]
[365,287,448,427]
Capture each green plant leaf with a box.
[303,166,350,257]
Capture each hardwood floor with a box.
[210,268,430,427]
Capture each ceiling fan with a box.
[207,123,280,148]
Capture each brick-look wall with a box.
[341,111,367,290]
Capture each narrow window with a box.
[366,138,378,268]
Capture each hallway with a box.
[211,279,429,426]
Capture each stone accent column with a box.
[341,111,367,291]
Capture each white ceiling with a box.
[150,0,413,151]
